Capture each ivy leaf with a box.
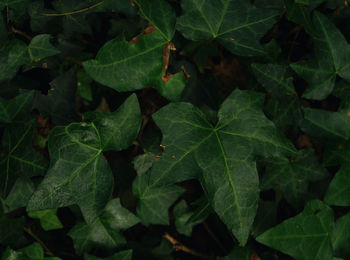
[27,94,141,223]
[83,30,170,92]
[133,180,184,225]
[83,94,141,151]
[84,250,132,260]
[27,34,60,62]
[0,35,59,83]
[33,68,79,125]
[256,200,334,260]
[251,63,302,132]
[68,199,139,255]
[324,164,350,206]
[133,89,296,245]
[1,247,27,260]
[173,200,206,236]
[331,212,350,258]
[4,177,35,212]
[27,209,63,231]
[261,149,329,208]
[0,122,48,198]
[301,107,350,142]
[291,12,350,100]
[0,90,35,124]
[0,40,29,83]
[134,0,176,41]
[176,0,278,56]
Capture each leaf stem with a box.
[163,232,213,259]
[43,0,108,17]
[24,227,55,257]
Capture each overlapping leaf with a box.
[257,200,334,260]
[83,0,185,96]
[261,149,328,208]
[133,89,296,245]
[324,164,350,206]
[0,122,48,198]
[27,94,141,222]
[176,0,279,56]
[68,199,139,255]
[0,35,60,83]
[291,12,350,100]
[251,63,302,132]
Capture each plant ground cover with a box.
[1,0,350,259]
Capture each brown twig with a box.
[202,222,228,254]
[10,26,32,41]
[24,227,55,257]
[164,232,212,259]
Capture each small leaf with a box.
[68,199,139,255]
[28,209,63,231]
[27,34,60,62]
[256,200,334,260]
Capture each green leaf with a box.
[27,34,60,62]
[33,68,79,125]
[68,199,139,255]
[84,250,133,260]
[291,12,350,100]
[27,95,141,222]
[256,200,334,260]
[134,0,176,41]
[0,122,48,198]
[28,209,63,231]
[301,107,350,141]
[133,89,296,245]
[331,212,350,258]
[173,200,206,236]
[324,164,350,205]
[20,243,44,260]
[4,177,35,212]
[176,0,278,56]
[83,94,141,151]
[261,149,329,208]
[133,181,184,225]
[1,247,27,260]
[83,30,169,92]
[251,63,302,132]
[0,90,35,124]
[0,40,29,83]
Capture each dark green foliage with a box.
[1,0,350,259]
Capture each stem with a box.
[24,227,55,257]
[43,0,108,17]
[10,26,32,41]
[163,233,213,259]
